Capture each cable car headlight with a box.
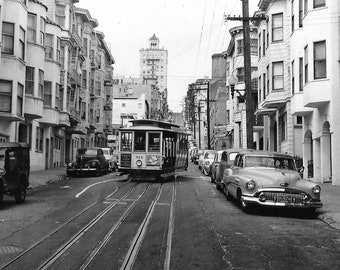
[136,159,143,167]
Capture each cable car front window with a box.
[134,131,146,152]
[148,133,160,152]
[121,132,132,152]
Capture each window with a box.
[298,57,303,91]
[258,33,261,59]
[45,34,53,59]
[36,127,43,152]
[292,60,295,94]
[122,103,126,108]
[304,0,308,15]
[56,4,65,28]
[296,116,303,124]
[82,70,87,87]
[81,102,86,119]
[266,65,270,94]
[0,80,12,113]
[55,83,60,109]
[121,132,132,151]
[304,46,308,83]
[291,0,295,32]
[40,17,45,46]
[272,13,283,42]
[2,22,14,54]
[19,27,25,60]
[148,133,160,152]
[28,13,37,43]
[134,131,146,151]
[314,0,325,8]
[299,0,303,27]
[60,46,65,68]
[43,81,52,107]
[237,39,244,55]
[314,41,326,79]
[17,83,23,116]
[237,67,244,82]
[59,86,64,111]
[38,69,44,98]
[249,38,257,55]
[279,112,287,141]
[272,61,283,90]
[262,30,265,55]
[56,38,61,62]
[83,37,88,56]
[258,76,262,102]
[263,73,266,99]
[25,66,34,95]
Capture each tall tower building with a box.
[139,34,168,92]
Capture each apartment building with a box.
[256,0,339,185]
[0,0,114,171]
[223,25,262,150]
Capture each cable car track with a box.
[0,179,134,270]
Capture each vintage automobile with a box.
[210,148,242,186]
[101,147,118,172]
[67,147,109,177]
[0,142,30,207]
[193,149,204,165]
[221,150,323,212]
[201,150,216,176]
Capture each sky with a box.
[75,0,259,112]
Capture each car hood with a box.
[76,155,97,164]
[241,167,300,187]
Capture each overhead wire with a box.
[195,2,208,77]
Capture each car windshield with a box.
[229,152,238,161]
[77,149,97,156]
[207,153,215,159]
[245,156,296,170]
[0,149,5,169]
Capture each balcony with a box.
[0,112,24,122]
[24,95,43,119]
[260,91,287,109]
[253,115,264,132]
[69,107,81,124]
[67,123,87,135]
[40,107,59,126]
[69,69,81,86]
[59,111,70,127]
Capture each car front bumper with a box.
[241,188,323,209]
[67,168,97,173]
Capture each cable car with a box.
[118,119,188,181]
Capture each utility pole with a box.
[225,0,265,149]
[206,82,210,149]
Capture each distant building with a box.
[139,34,168,92]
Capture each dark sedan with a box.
[67,147,109,177]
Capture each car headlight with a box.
[312,185,321,194]
[205,161,210,166]
[246,180,256,190]
[67,162,74,168]
[90,161,97,167]
[136,159,142,167]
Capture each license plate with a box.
[276,194,292,202]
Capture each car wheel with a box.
[95,166,101,177]
[224,186,233,201]
[67,171,74,178]
[14,183,26,204]
[210,175,215,183]
[215,181,221,191]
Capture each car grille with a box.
[120,154,131,167]
[263,192,304,203]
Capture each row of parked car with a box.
[190,148,323,213]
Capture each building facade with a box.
[256,0,339,185]
[0,0,114,171]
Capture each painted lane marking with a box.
[75,179,117,198]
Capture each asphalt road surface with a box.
[0,164,339,269]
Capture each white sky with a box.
[75,0,259,112]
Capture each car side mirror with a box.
[0,168,6,176]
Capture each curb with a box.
[318,214,340,231]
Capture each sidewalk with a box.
[28,167,340,230]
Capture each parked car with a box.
[190,148,198,163]
[222,150,323,213]
[67,147,109,177]
[0,142,30,207]
[193,149,204,165]
[211,148,242,187]
[101,147,118,172]
[201,150,216,176]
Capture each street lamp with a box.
[228,75,237,99]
